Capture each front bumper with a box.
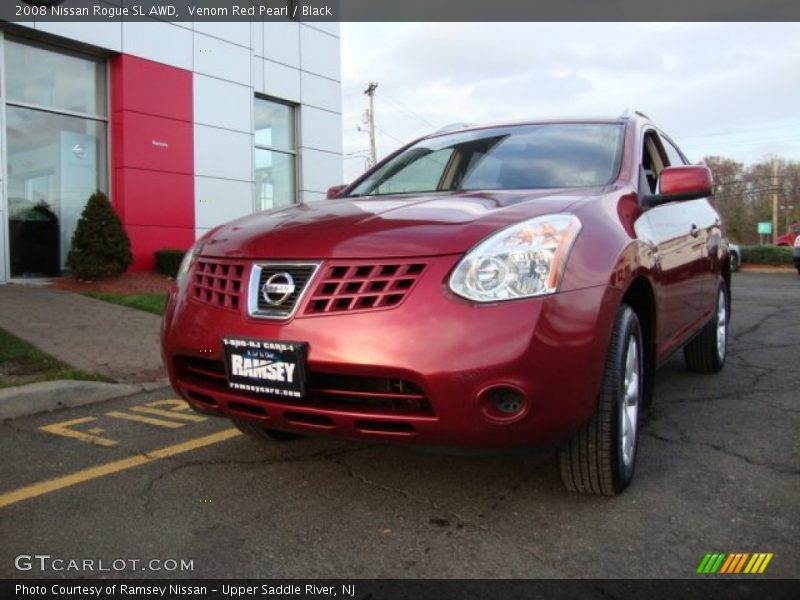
[161,255,621,447]
[794,246,800,269]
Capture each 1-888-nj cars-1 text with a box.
[162,113,731,495]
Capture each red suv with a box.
[776,223,800,247]
[162,114,732,495]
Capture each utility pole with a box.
[364,82,378,167]
[772,155,779,244]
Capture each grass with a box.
[83,292,168,316]
[0,328,109,389]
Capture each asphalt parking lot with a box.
[0,272,797,579]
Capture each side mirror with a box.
[326,184,348,199]
[642,166,713,208]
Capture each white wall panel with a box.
[193,33,250,85]
[301,107,343,155]
[195,177,254,228]
[263,21,300,67]
[301,72,342,113]
[250,21,264,56]
[305,23,340,38]
[300,148,343,193]
[37,21,122,52]
[193,21,249,47]
[194,125,253,182]
[194,75,251,133]
[251,56,265,94]
[300,26,340,81]
[263,60,300,103]
[123,21,192,70]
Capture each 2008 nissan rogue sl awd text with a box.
[161,113,732,495]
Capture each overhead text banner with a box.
[1,0,798,23]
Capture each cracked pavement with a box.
[0,272,797,579]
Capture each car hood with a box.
[198,189,590,259]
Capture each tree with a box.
[704,156,800,244]
[66,190,132,279]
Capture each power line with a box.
[379,87,436,130]
[376,126,408,146]
[676,121,800,139]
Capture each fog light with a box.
[478,385,529,424]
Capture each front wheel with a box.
[558,305,644,496]
[684,280,729,374]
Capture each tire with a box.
[232,418,304,442]
[730,251,739,272]
[558,305,644,496]
[683,279,729,374]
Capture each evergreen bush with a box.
[740,245,792,266]
[154,249,186,277]
[66,191,132,279]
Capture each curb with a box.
[0,378,171,420]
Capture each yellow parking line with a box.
[0,429,241,510]
[106,411,185,428]
[131,406,206,422]
[40,417,118,447]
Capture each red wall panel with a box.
[111,54,194,271]
[113,111,193,174]
[114,168,194,228]
[111,54,192,122]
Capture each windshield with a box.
[349,123,624,197]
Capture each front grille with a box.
[305,261,426,315]
[191,259,245,310]
[174,356,433,416]
[248,263,319,319]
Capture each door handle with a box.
[690,225,700,238]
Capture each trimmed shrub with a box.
[741,245,793,266]
[66,191,132,279]
[154,249,186,277]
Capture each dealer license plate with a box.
[222,337,308,399]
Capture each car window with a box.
[641,131,666,194]
[369,147,455,195]
[661,136,687,167]
[349,123,624,196]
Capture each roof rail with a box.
[435,122,474,133]
[620,108,651,120]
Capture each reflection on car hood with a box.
[199,189,591,259]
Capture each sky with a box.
[339,22,800,182]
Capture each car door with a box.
[660,134,722,320]
[634,130,714,358]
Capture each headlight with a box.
[794,235,800,248]
[449,214,582,302]
[176,240,202,286]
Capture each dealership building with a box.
[0,19,343,282]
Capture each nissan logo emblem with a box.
[261,272,295,306]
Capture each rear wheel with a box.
[730,251,739,272]
[558,305,643,496]
[233,418,304,442]
[683,280,729,374]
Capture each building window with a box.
[4,38,107,277]
[254,96,296,211]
